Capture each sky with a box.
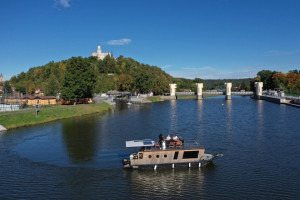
[1,0,300,80]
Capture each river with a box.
[0,96,299,199]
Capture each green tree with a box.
[44,75,60,96]
[94,74,115,93]
[3,81,12,94]
[61,57,97,102]
[240,81,250,91]
[257,70,277,90]
[116,74,133,91]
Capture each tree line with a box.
[250,69,300,95]
[174,78,251,91]
[8,55,173,101]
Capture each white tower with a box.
[196,83,203,100]
[224,82,232,100]
[255,82,263,97]
[169,84,177,99]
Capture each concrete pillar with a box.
[196,83,203,100]
[254,82,263,97]
[169,84,177,99]
[224,83,232,100]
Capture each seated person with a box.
[172,134,178,141]
[166,134,171,141]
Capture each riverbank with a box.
[0,103,111,130]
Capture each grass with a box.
[147,96,165,102]
[0,103,111,130]
[176,95,197,99]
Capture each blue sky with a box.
[1,0,300,80]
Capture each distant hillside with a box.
[9,55,174,96]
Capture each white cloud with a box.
[183,66,216,71]
[161,64,172,69]
[107,38,132,46]
[55,0,71,8]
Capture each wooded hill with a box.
[9,56,173,100]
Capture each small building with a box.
[35,88,44,96]
[2,96,22,104]
[22,95,56,106]
[92,45,111,60]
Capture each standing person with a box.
[159,134,164,145]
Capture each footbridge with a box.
[170,82,263,100]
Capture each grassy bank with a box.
[176,95,197,99]
[0,103,111,130]
[147,96,165,102]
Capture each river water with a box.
[0,96,299,199]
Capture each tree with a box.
[115,74,133,91]
[94,74,115,93]
[272,72,287,89]
[289,69,300,74]
[61,57,97,102]
[3,81,12,94]
[44,75,60,96]
[240,81,250,91]
[257,70,277,90]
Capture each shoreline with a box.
[0,103,112,131]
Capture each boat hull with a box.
[123,148,215,169]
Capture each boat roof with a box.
[126,140,155,147]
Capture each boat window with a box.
[173,151,179,160]
[182,151,199,159]
[156,155,160,158]
[164,154,167,158]
[139,153,143,159]
[149,155,152,159]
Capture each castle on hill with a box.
[0,73,3,83]
[92,45,111,60]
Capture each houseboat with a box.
[122,138,222,169]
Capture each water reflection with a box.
[170,100,177,133]
[225,100,232,134]
[126,167,208,198]
[256,100,264,136]
[61,116,100,164]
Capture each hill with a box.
[9,56,174,99]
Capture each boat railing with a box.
[142,139,202,151]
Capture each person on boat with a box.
[166,134,171,141]
[159,134,164,145]
[172,134,178,141]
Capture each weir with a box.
[171,82,238,100]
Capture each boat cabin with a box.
[123,139,215,169]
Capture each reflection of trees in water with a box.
[125,166,215,198]
[61,116,100,164]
